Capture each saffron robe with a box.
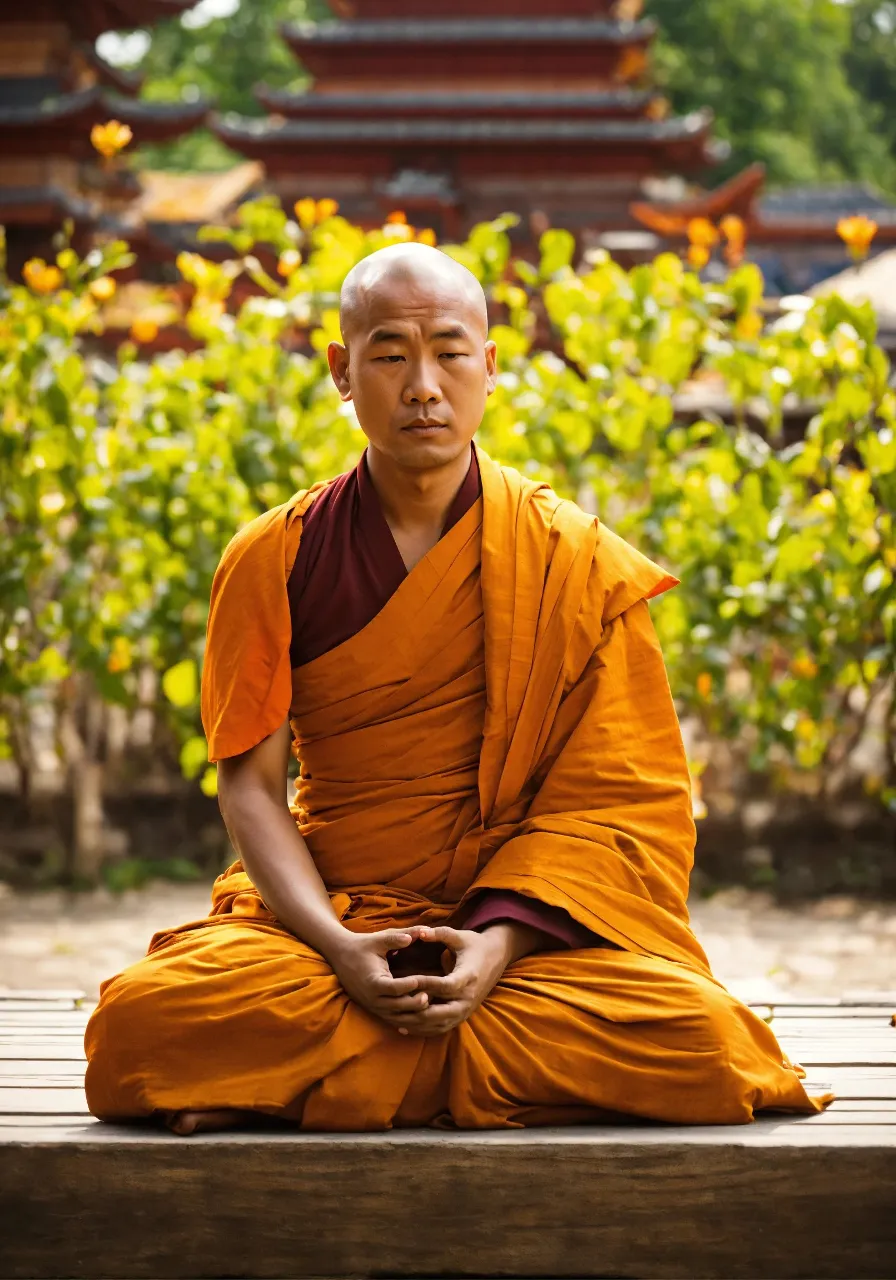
[287,441,611,950]
[83,441,834,1128]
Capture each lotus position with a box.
[85,242,833,1135]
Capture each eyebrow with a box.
[368,324,469,343]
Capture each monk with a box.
[84,241,834,1135]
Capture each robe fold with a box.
[84,440,834,1129]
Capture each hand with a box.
[383,923,531,1039]
[329,925,435,1030]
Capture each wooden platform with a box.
[0,990,895,1280]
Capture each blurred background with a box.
[0,0,894,1000]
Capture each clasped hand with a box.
[330,923,510,1038]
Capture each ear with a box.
[327,341,353,400]
[484,338,498,395]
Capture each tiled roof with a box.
[214,110,709,145]
[0,84,209,131]
[282,17,655,43]
[255,86,654,114]
[760,184,896,224]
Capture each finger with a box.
[411,972,462,999]
[428,925,466,951]
[394,1001,467,1036]
[370,973,421,996]
[377,991,431,1015]
[377,930,414,955]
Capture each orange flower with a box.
[107,636,133,674]
[385,210,407,224]
[23,258,63,293]
[294,198,317,230]
[720,214,746,267]
[687,217,719,249]
[790,655,819,680]
[277,249,302,277]
[90,119,133,158]
[616,45,648,82]
[687,244,710,270]
[837,215,878,260]
[416,228,437,246]
[88,276,117,301]
[696,672,712,699]
[130,317,159,343]
[315,198,339,222]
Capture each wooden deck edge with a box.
[1,1139,894,1280]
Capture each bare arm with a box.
[216,718,348,961]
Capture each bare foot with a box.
[164,1108,244,1135]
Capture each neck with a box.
[365,441,472,535]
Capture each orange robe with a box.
[84,442,834,1128]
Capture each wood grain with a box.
[0,992,893,1279]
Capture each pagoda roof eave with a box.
[213,107,710,149]
[79,43,145,96]
[76,0,204,40]
[253,85,656,119]
[281,16,656,48]
[0,86,210,145]
[0,184,98,226]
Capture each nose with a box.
[402,355,442,407]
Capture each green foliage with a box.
[651,0,896,189]
[1,203,894,836]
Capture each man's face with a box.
[327,270,497,467]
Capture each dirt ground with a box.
[1,879,895,1001]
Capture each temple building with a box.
[0,0,211,278]
[212,0,720,248]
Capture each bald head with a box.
[339,242,487,341]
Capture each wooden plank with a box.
[0,1047,86,1061]
[0,1013,90,1025]
[0,1088,91,1115]
[0,1060,85,1077]
[0,1133,894,1279]
[762,1003,896,1013]
[0,990,86,1005]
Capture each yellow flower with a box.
[416,227,437,246]
[294,198,317,230]
[696,672,712,699]
[277,249,302,277]
[90,119,133,158]
[811,488,837,515]
[735,309,763,341]
[837,215,878,260]
[794,716,815,742]
[130,317,159,343]
[385,210,407,225]
[88,276,117,301]
[686,217,718,249]
[315,198,339,222]
[687,244,710,270]
[23,258,63,293]
[790,655,819,680]
[107,636,133,674]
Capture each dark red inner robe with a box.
[288,443,617,951]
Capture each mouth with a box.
[403,420,447,434]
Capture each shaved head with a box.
[339,242,488,341]
[327,239,497,477]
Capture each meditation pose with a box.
[85,242,833,1134]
